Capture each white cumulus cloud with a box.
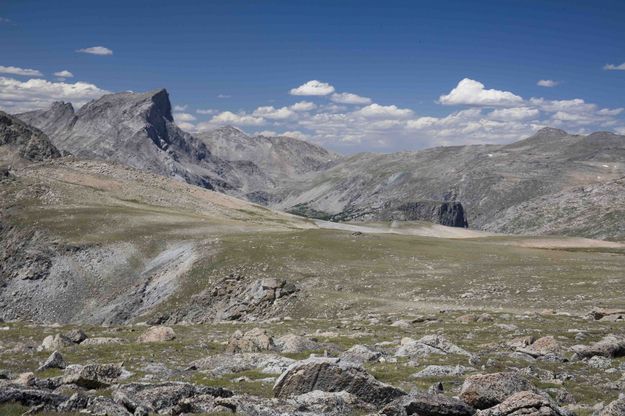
[439,78,523,107]
[0,66,43,77]
[604,62,625,71]
[489,107,540,121]
[54,70,74,78]
[209,111,265,126]
[196,108,216,114]
[290,80,335,96]
[0,76,109,113]
[354,103,413,118]
[330,92,372,105]
[537,79,558,87]
[174,112,196,122]
[252,105,295,120]
[76,46,113,56]
[290,101,317,111]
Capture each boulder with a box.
[0,384,67,410]
[588,307,625,321]
[36,351,67,372]
[598,397,625,416]
[38,334,73,351]
[275,334,322,353]
[80,337,124,346]
[273,357,405,407]
[64,329,88,344]
[112,382,233,414]
[292,390,374,414]
[61,363,125,389]
[340,344,383,364]
[476,391,570,416]
[396,334,471,358]
[460,372,536,409]
[226,328,276,353]
[382,392,476,416]
[137,326,176,343]
[572,335,625,359]
[517,336,563,359]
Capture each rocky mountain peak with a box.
[532,127,568,139]
[0,110,61,162]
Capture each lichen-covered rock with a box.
[412,364,475,379]
[476,391,570,416]
[396,334,471,358]
[36,351,67,372]
[38,334,73,352]
[112,382,233,414]
[61,363,125,389]
[340,344,384,364]
[80,337,124,346]
[0,384,67,410]
[275,334,322,353]
[598,397,625,416]
[137,325,176,343]
[517,336,563,359]
[64,329,88,344]
[226,328,276,353]
[381,392,476,416]
[273,357,405,407]
[460,372,536,409]
[572,335,625,359]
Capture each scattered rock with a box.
[112,382,233,414]
[0,384,67,410]
[587,355,612,369]
[292,390,373,414]
[62,363,125,389]
[226,328,276,353]
[572,335,625,359]
[64,329,88,344]
[396,334,471,358]
[598,397,625,416]
[506,336,535,349]
[460,372,536,409]
[36,351,67,372]
[412,364,475,378]
[476,391,570,416]
[341,344,383,364]
[275,334,322,353]
[588,307,625,321]
[382,392,476,416]
[38,334,73,352]
[273,357,405,407]
[517,336,563,359]
[137,325,176,343]
[191,353,295,376]
[80,337,124,346]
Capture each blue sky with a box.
[1,0,624,152]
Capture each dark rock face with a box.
[386,201,469,228]
[273,357,406,407]
[0,111,61,161]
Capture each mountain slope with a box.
[195,126,340,200]
[275,128,625,239]
[0,110,61,164]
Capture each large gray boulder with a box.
[61,363,125,389]
[396,335,471,358]
[273,357,405,407]
[572,335,625,359]
[476,391,571,416]
[597,397,625,416]
[460,372,536,409]
[192,352,295,376]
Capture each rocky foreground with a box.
[1,308,624,415]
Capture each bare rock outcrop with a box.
[273,357,405,407]
[460,372,536,409]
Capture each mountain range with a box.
[13,88,625,241]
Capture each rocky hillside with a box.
[196,126,339,186]
[16,90,268,193]
[0,111,61,164]
[275,128,625,239]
